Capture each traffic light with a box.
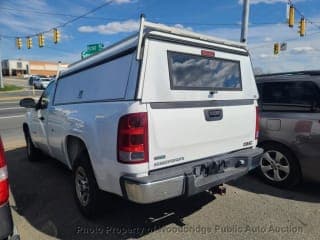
[299,17,306,37]
[38,33,45,48]
[26,37,32,49]
[53,28,60,44]
[16,38,22,49]
[274,43,280,55]
[288,5,295,27]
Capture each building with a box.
[1,59,68,77]
[1,59,29,76]
[29,60,68,76]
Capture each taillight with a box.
[255,107,260,140]
[117,113,149,164]
[0,137,9,205]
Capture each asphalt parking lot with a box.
[5,144,320,240]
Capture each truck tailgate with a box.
[147,103,256,170]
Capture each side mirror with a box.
[20,98,36,108]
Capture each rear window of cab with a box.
[167,51,242,91]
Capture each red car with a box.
[0,137,14,240]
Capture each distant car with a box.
[256,71,320,187]
[33,77,52,89]
[0,136,14,239]
[28,75,47,86]
[28,76,38,86]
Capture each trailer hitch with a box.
[209,184,226,196]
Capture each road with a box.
[0,99,26,147]
[0,77,42,146]
[3,77,29,88]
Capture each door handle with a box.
[39,116,45,121]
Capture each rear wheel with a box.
[259,143,301,188]
[24,128,41,161]
[73,152,102,218]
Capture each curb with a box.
[4,141,25,151]
[0,96,40,101]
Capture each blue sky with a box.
[0,0,319,73]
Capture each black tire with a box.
[24,128,41,161]
[73,151,102,218]
[258,143,301,188]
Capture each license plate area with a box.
[193,158,247,178]
[193,160,227,178]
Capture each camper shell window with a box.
[167,51,242,91]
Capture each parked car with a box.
[20,18,263,217]
[256,71,320,187]
[28,75,46,86]
[33,77,52,89]
[28,75,38,86]
[0,136,14,239]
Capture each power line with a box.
[0,5,304,31]
[288,0,320,31]
[254,0,320,55]
[0,6,127,21]
[0,1,114,38]
[249,30,320,50]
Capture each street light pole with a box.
[240,0,250,43]
[0,37,4,88]
[57,61,61,78]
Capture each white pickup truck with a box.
[20,18,263,217]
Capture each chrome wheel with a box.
[75,166,90,206]
[260,150,290,182]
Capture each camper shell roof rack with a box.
[60,15,247,79]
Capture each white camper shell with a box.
[22,17,263,215]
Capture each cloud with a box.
[264,37,273,42]
[290,46,315,54]
[78,20,139,35]
[0,0,66,35]
[173,24,193,31]
[259,53,272,58]
[78,20,194,35]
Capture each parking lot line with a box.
[0,102,18,105]
[0,107,23,111]
[0,115,24,119]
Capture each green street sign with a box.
[87,43,104,52]
[81,43,104,59]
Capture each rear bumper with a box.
[121,147,263,204]
[0,202,13,240]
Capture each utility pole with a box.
[0,37,3,88]
[240,0,250,43]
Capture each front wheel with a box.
[24,129,41,161]
[259,143,301,188]
[73,152,102,218]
